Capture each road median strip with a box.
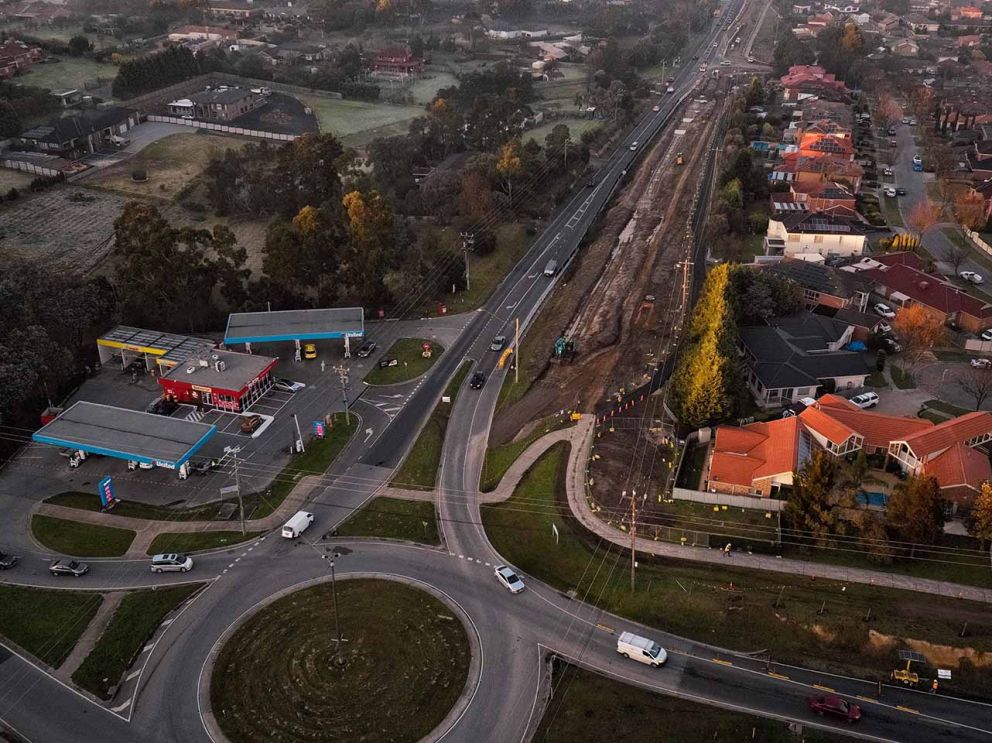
[813,684,834,692]
[767,671,789,681]
[711,658,733,666]
[896,705,919,714]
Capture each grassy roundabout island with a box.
[210,578,470,742]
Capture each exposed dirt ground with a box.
[493,76,730,452]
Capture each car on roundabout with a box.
[494,564,526,594]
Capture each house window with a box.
[768,388,781,400]
[788,234,800,243]
[781,388,794,400]
[814,234,824,243]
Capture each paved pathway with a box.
[59,591,126,680]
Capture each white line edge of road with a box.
[536,644,902,743]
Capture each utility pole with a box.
[514,317,520,384]
[292,412,305,454]
[224,445,245,535]
[629,488,637,591]
[460,232,474,291]
[332,364,349,418]
[323,553,344,665]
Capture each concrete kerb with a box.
[195,572,484,743]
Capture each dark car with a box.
[378,357,398,369]
[0,551,19,570]
[896,187,907,196]
[190,459,218,476]
[146,398,178,416]
[357,341,377,358]
[240,415,263,434]
[808,695,862,723]
[50,559,89,577]
[470,371,486,390]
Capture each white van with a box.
[108,135,130,147]
[543,259,558,277]
[281,510,314,539]
[617,631,667,667]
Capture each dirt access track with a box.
[493,75,731,446]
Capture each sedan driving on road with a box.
[357,341,376,358]
[50,559,88,577]
[489,335,506,352]
[274,378,306,393]
[960,271,984,284]
[884,187,897,198]
[629,141,639,151]
[469,371,486,390]
[494,564,526,594]
[150,553,194,573]
[874,303,896,319]
[0,551,19,570]
[808,695,862,723]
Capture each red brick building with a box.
[0,39,42,79]
[371,46,423,78]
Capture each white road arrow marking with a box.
[364,428,374,442]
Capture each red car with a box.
[808,695,862,723]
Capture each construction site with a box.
[492,72,738,518]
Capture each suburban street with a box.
[5,4,992,743]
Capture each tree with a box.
[954,189,988,231]
[876,94,903,130]
[786,451,840,544]
[340,190,399,305]
[905,198,939,238]
[967,482,992,549]
[945,236,970,273]
[496,139,524,202]
[956,366,992,410]
[891,304,944,369]
[458,170,496,221]
[0,100,21,138]
[68,35,91,56]
[886,475,945,555]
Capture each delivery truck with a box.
[282,511,314,538]
[617,632,667,667]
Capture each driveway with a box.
[916,360,988,412]
[77,121,191,171]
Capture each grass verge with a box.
[0,585,102,667]
[391,361,471,490]
[867,370,888,389]
[145,531,263,556]
[481,444,992,697]
[72,584,201,699]
[364,338,444,385]
[480,414,573,492]
[31,514,135,557]
[922,398,970,418]
[211,579,469,742]
[535,662,853,742]
[890,364,916,389]
[335,497,439,545]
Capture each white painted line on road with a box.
[141,643,154,653]
[110,698,132,713]
[227,563,235,569]
[234,558,241,563]
[485,562,491,566]
[222,569,228,574]
[458,554,464,559]
[126,669,142,681]
[161,618,174,627]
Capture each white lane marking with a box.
[141,643,154,653]
[126,669,141,681]
[110,698,132,713]
[364,427,374,442]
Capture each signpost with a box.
[97,475,118,511]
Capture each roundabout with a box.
[208,576,472,743]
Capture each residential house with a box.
[788,181,857,215]
[866,259,992,332]
[207,2,262,21]
[169,88,261,122]
[771,151,863,192]
[969,179,992,223]
[780,65,850,102]
[708,395,992,507]
[738,313,871,409]
[951,5,984,20]
[872,11,901,32]
[370,46,424,78]
[765,211,868,259]
[891,38,921,56]
[957,34,982,48]
[905,12,941,32]
[18,107,138,160]
[764,259,872,313]
[965,140,992,180]
[0,39,43,79]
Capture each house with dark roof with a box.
[738,313,871,409]
[18,107,138,160]
[169,88,261,122]
[867,261,992,333]
[764,260,872,312]
[764,211,867,259]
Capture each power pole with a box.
[460,232,474,291]
[333,364,349,418]
[514,317,520,384]
[629,488,637,591]
[224,445,245,535]
[324,554,344,665]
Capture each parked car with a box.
[884,187,897,198]
[50,559,88,577]
[0,551,19,570]
[273,378,306,393]
[874,303,896,319]
[190,459,218,476]
[883,167,893,176]
[494,564,526,594]
[124,359,146,375]
[356,341,377,358]
[808,695,862,723]
[850,391,880,409]
[146,398,178,416]
[877,322,892,334]
[983,329,992,342]
[652,105,660,112]
[489,335,506,352]
[303,343,317,359]
[240,415,263,434]
[882,337,902,353]
[960,271,984,284]
[971,358,992,369]
[470,371,486,390]
[150,553,193,573]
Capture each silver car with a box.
[494,564,525,594]
[489,335,506,352]
[150,553,194,573]
[50,559,88,577]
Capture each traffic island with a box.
[31,514,136,557]
[363,338,443,385]
[209,578,471,742]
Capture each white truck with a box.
[666,85,675,94]
[281,510,314,538]
[617,632,667,667]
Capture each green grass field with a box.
[300,95,423,146]
[0,585,102,667]
[437,223,531,314]
[480,414,573,492]
[145,531,262,556]
[72,584,201,699]
[392,361,471,489]
[482,443,992,697]
[31,514,135,557]
[364,338,443,385]
[20,56,115,93]
[524,118,602,147]
[335,497,439,544]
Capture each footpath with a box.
[386,416,992,603]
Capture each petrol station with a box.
[224,307,365,359]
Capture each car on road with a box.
[273,378,306,393]
[303,343,317,359]
[629,141,638,151]
[50,559,88,577]
[617,631,667,667]
[874,302,896,319]
[356,341,377,358]
[240,415,263,434]
[469,371,486,390]
[720,59,731,66]
[983,329,992,342]
[850,391,880,409]
[883,167,893,176]
[913,154,922,166]
[150,553,193,573]
[494,564,526,593]
[808,695,862,723]
[884,187,897,197]
[896,187,907,196]
[0,551,19,570]
[652,105,660,112]
[971,358,992,369]
[489,335,506,352]
[909,118,917,125]
[960,270,984,284]
[901,117,911,124]
[887,127,896,136]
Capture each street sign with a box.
[219,484,240,496]
[313,420,325,439]
[98,476,117,509]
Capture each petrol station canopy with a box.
[224,308,365,345]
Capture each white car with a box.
[850,391,880,409]
[901,117,911,124]
[652,105,660,112]
[874,302,896,319]
[884,187,897,197]
[883,167,893,177]
[489,335,506,352]
[913,154,923,165]
[877,322,892,334]
[494,564,525,594]
[971,358,992,369]
[629,141,639,151]
[982,329,992,342]
[960,271,984,284]
[273,378,306,393]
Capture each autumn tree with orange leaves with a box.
[892,304,945,369]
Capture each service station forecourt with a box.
[224,307,366,359]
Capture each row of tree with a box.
[112,45,207,100]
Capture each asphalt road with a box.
[5,5,992,742]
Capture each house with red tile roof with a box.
[780,65,850,102]
[707,396,992,507]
